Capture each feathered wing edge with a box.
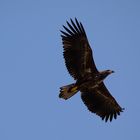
[60,18,99,80]
[81,86,124,122]
[60,18,87,38]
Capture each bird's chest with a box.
[78,75,104,92]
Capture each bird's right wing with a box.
[81,83,124,122]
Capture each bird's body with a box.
[59,18,124,122]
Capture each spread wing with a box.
[81,83,124,122]
[60,18,98,80]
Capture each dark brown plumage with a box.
[59,18,124,122]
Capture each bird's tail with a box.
[59,83,79,100]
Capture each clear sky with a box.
[0,0,140,140]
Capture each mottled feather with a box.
[81,85,124,122]
[61,18,98,80]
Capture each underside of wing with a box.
[81,83,124,122]
[60,18,98,80]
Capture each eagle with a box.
[59,18,124,122]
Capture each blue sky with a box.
[0,0,140,139]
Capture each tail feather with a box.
[59,83,78,100]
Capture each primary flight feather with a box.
[59,18,124,122]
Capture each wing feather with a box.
[61,18,98,80]
[81,83,124,122]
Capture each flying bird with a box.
[59,18,124,122]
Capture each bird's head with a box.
[106,70,115,75]
[99,70,114,79]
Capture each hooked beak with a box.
[110,70,115,74]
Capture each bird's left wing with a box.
[60,18,98,80]
[81,83,124,122]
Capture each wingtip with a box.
[60,29,63,33]
[101,109,125,122]
[75,17,78,21]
